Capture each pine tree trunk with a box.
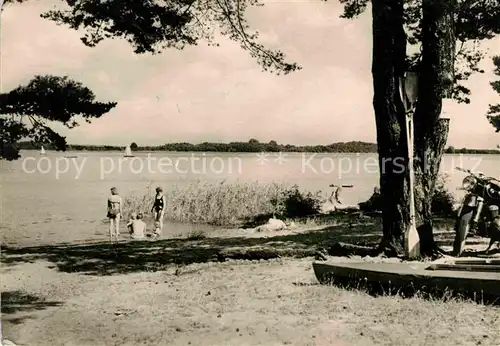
[414,119,450,256]
[371,0,455,257]
[371,0,409,256]
[413,0,455,257]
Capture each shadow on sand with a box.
[1,221,383,276]
[1,290,64,325]
[1,216,496,276]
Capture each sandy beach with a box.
[2,218,499,346]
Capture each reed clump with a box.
[123,180,295,226]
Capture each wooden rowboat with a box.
[313,259,500,297]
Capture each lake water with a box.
[2,151,499,246]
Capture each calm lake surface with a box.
[2,151,499,246]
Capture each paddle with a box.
[399,72,420,259]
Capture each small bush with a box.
[431,174,455,216]
[359,175,456,217]
[273,185,323,218]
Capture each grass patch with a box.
[186,229,207,240]
[317,273,500,306]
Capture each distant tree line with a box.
[17,143,122,152]
[444,146,500,155]
[16,140,378,153]
[16,140,500,154]
[146,139,380,153]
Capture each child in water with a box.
[152,220,162,238]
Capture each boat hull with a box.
[313,259,500,297]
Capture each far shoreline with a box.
[18,149,500,155]
[17,140,500,156]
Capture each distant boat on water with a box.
[123,145,134,157]
[40,146,46,155]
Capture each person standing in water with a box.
[151,187,166,235]
[107,187,123,241]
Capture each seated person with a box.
[127,212,137,233]
[359,187,382,212]
[128,213,146,239]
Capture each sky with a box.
[1,0,499,149]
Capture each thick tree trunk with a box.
[371,0,455,258]
[414,119,450,256]
[413,0,455,257]
[371,0,408,256]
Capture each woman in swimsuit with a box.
[151,187,166,235]
[107,187,123,241]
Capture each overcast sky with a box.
[2,0,499,148]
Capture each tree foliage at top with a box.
[338,0,500,104]
[0,75,117,160]
[3,0,499,103]
[2,0,300,75]
[487,55,500,132]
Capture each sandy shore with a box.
[2,219,499,346]
[2,257,499,346]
